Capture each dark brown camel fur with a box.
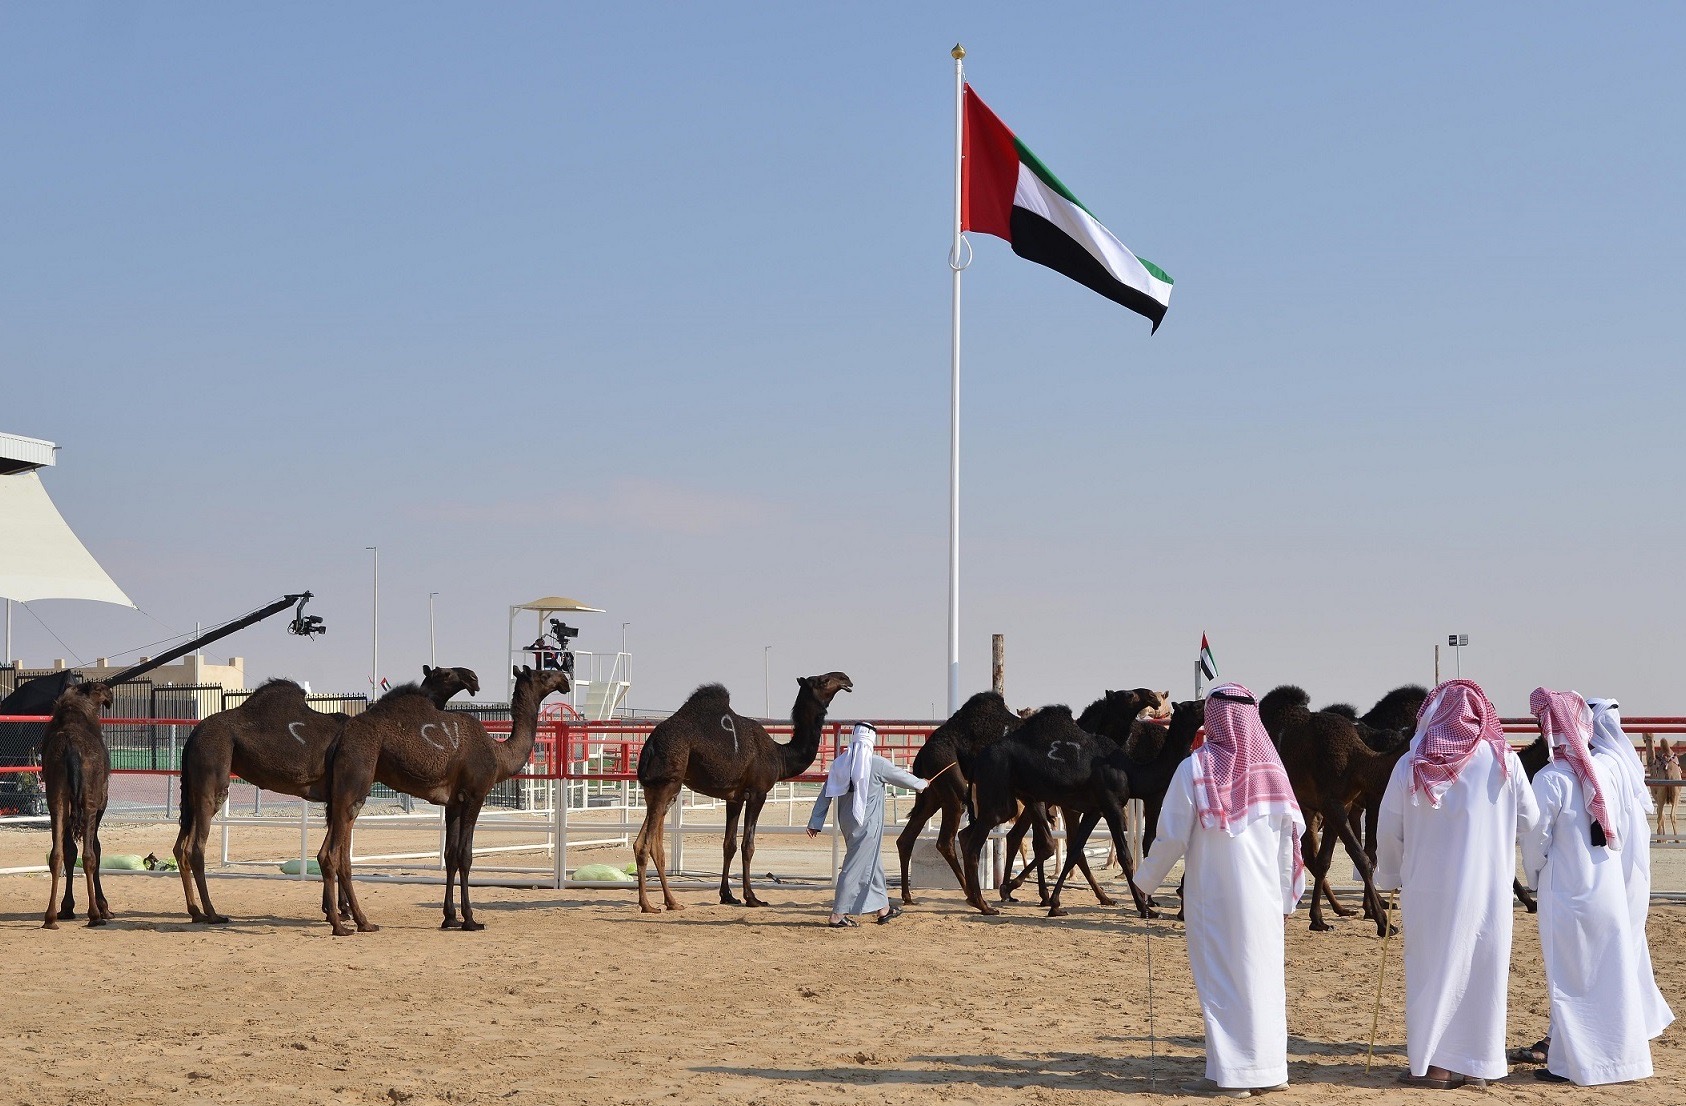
[173,665,478,923]
[1259,685,1405,934]
[42,682,113,929]
[996,691,1196,908]
[956,689,1165,918]
[316,665,568,936]
[633,672,853,913]
[893,692,1103,907]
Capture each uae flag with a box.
[1198,634,1218,681]
[962,85,1173,331]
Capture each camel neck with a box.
[497,680,548,779]
[781,693,831,778]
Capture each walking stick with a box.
[1145,913,1157,1090]
[1364,890,1398,1073]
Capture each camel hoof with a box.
[87,917,107,928]
[330,926,356,937]
[1378,923,1399,938]
[901,895,919,906]
[460,920,485,932]
[440,918,462,930]
[356,922,381,933]
[1046,907,1069,919]
[719,893,740,905]
[1140,907,1159,920]
[1095,894,1118,907]
[60,909,77,921]
[42,919,58,930]
[1310,921,1334,932]
[665,902,685,912]
[973,903,1001,916]
[638,905,663,915]
[743,897,767,908]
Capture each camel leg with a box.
[1045,811,1104,918]
[186,789,229,924]
[43,806,64,929]
[173,796,204,921]
[1072,846,1118,907]
[998,806,1042,903]
[1328,808,1390,936]
[634,781,683,912]
[89,807,112,921]
[316,823,348,935]
[719,799,745,905]
[82,825,104,928]
[1514,878,1538,913]
[1100,810,1152,918]
[930,790,968,890]
[59,831,79,921]
[739,791,769,907]
[896,784,941,904]
[956,819,1001,916]
[456,797,487,931]
[339,800,378,933]
[440,801,465,929]
[1306,822,1340,931]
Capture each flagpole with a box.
[947,42,966,717]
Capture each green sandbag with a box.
[572,863,635,884]
[623,862,638,876]
[48,853,147,871]
[279,858,322,876]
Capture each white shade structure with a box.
[0,469,132,607]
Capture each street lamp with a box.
[366,546,380,694]
[1447,633,1469,678]
[429,592,439,666]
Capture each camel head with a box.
[513,663,573,699]
[422,664,481,702]
[56,680,112,716]
[797,671,853,706]
[1143,691,1172,720]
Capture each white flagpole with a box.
[947,43,966,716]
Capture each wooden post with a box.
[991,634,1005,698]
[1433,643,1440,686]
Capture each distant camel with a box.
[173,665,478,923]
[42,682,114,929]
[1258,685,1402,935]
[1650,737,1680,838]
[633,673,853,913]
[317,665,567,935]
[957,689,1165,918]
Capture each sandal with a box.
[876,907,903,925]
[1533,1070,1570,1084]
[1397,1073,1484,1090]
[1509,1038,1550,1064]
[827,917,857,928]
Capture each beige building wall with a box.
[23,654,245,691]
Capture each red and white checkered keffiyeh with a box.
[1408,679,1510,807]
[1531,687,1619,850]
[1194,683,1307,885]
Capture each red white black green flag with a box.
[961,84,1173,331]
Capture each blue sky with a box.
[4,4,1683,718]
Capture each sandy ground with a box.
[0,820,1681,1106]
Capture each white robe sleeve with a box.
[873,755,927,793]
[1374,755,1410,892]
[1135,760,1196,894]
[807,790,833,832]
[1522,768,1567,891]
[1280,817,1304,914]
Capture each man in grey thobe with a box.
[807,723,927,927]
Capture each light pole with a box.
[366,546,379,694]
[621,622,630,656]
[429,592,439,667]
[764,645,772,719]
[1447,633,1468,678]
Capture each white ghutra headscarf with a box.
[823,723,877,822]
[1588,697,1654,815]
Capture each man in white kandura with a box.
[1519,688,1661,1085]
[1136,682,1306,1099]
[1375,679,1539,1090]
[806,723,927,928]
[1512,696,1674,1072]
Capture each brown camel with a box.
[316,665,567,935]
[173,665,479,923]
[633,672,853,914]
[1650,736,1681,837]
[1258,685,1404,935]
[42,681,114,929]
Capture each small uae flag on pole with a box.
[1194,634,1218,699]
[961,84,1174,330]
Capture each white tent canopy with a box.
[0,470,133,607]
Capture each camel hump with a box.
[682,684,732,708]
